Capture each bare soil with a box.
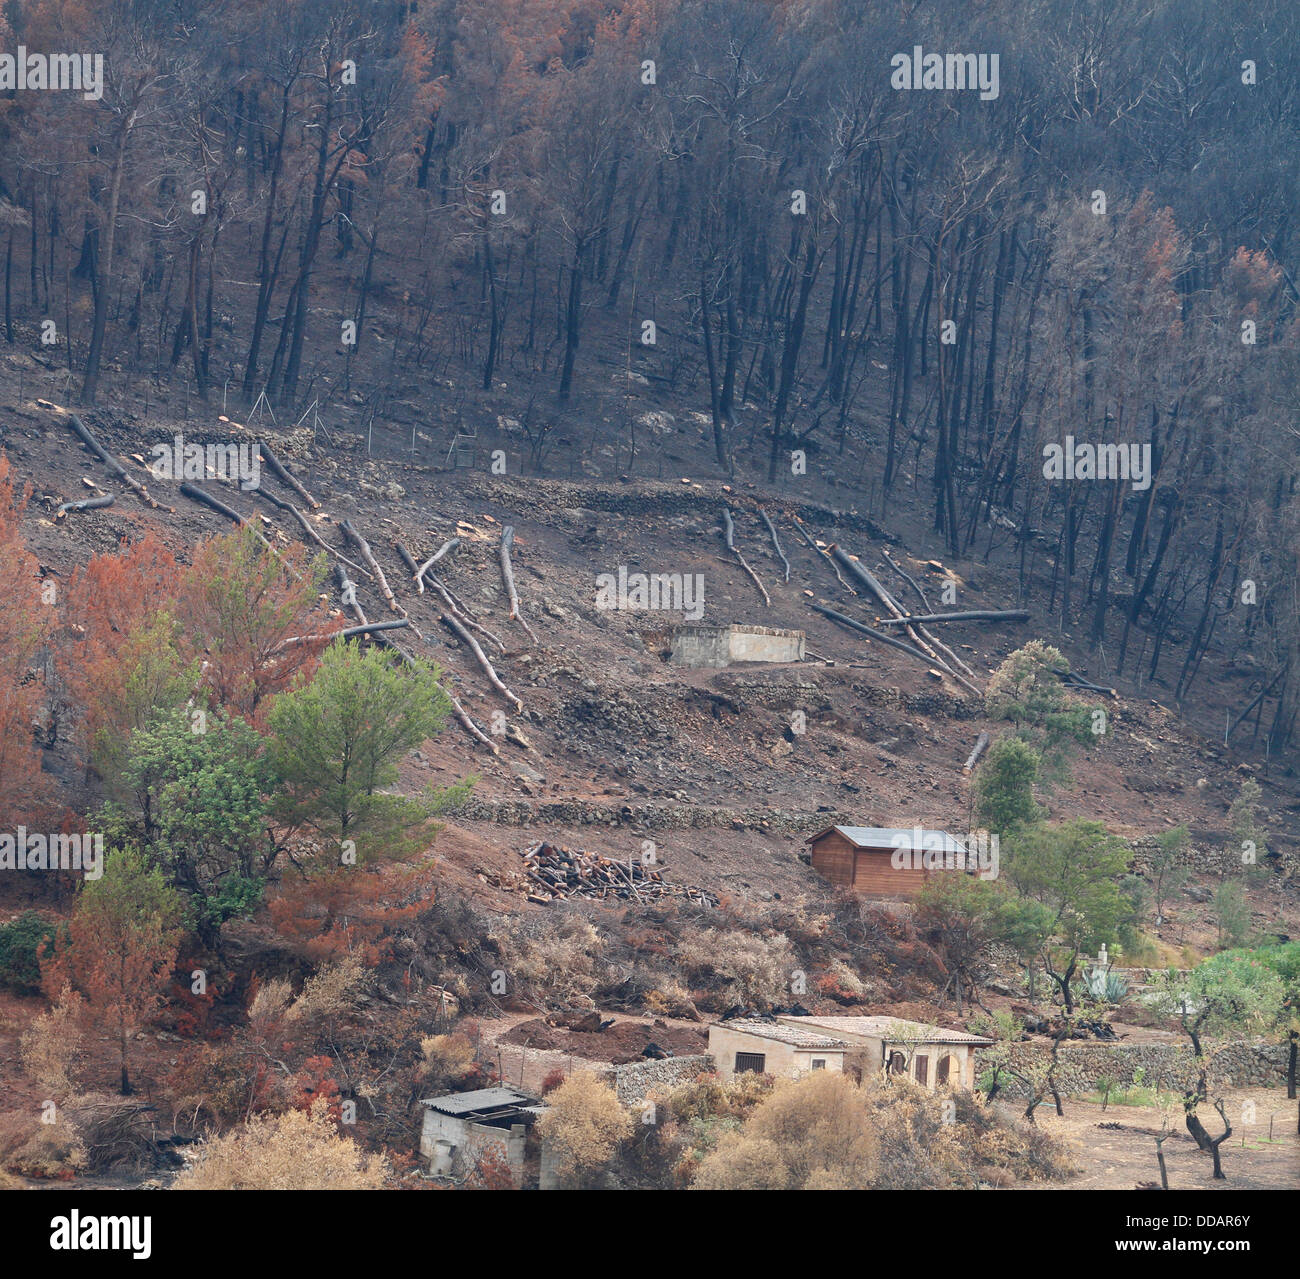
[1010,1087,1300,1191]
[499,1015,708,1064]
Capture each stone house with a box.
[708,1015,991,1089]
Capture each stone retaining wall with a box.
[599,1054,715,1105]
[977,1039,1288,1099]
[671,624,805,668]
[453,797,850,834]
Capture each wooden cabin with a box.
[806,825,970,898]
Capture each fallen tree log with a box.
[335,561,368,626]
[877,609,1031,626]
[722,507,770,605]
[339,520,401,615]
[392,540,422,582]
[252,487,371,577]
[333,562,421,669]
[273,619,409,653]
[425,565,478,621]
[919,630,978,686]
[180,480,253,526]
[1053,668,1117,698]
[499,526,537,642]
[393,537,491,643]
[413,537,461,592]
[830,547,980,694]
[178,481,302,580]
[963,731,991,775]
[831,545,898,613]
[880,547,931,612]
[441,612,523,711]
[429,574,504,651]
[759,508,790,582]
[791,518,856,593]
[55,493,115,518]
[259,441,319,509]
[446,688,500,754]
[807,603,937,663]
[58,409,172,511]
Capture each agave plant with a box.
[1081,967,1129,1004]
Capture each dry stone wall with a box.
[600,1054,715,1105]
[978,1039,1288,1099]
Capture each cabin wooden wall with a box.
[851,848,929,898]
[809,833,929,898]
[808,830,856,888]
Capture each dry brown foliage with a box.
[174,1101,388,1190]
[535,1071,632,1189]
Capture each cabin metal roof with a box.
[807,825,969,852]
[419,1087,543,1120]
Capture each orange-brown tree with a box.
[42,845,184,1094]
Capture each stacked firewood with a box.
[519,840,717,906]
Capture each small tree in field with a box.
[1155,954,1284,1179]
[1227,779,1268,874]
[263,642,466,962]
[42,847,183,1094]
[1211,942,1300,1127]
[914,875,1050,1014]
[1211,878,1252,949]
[1148,824,1189,926]
[1007,820,1130,1012]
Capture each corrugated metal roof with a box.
[713,1019,849,1049]
[778,1015,992,1045]
[811,826,969,852]
[419,1087,539,1116]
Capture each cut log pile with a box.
[511,840,718,906]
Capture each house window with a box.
[915,1055,929,1086]
[810,1059,826,1070]
[734,1052,766,1074]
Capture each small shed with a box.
[418,1087,545,1183]
[806,825,971,898]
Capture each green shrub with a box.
[0,912,60,994]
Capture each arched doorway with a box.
[936,1054,953,1086]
